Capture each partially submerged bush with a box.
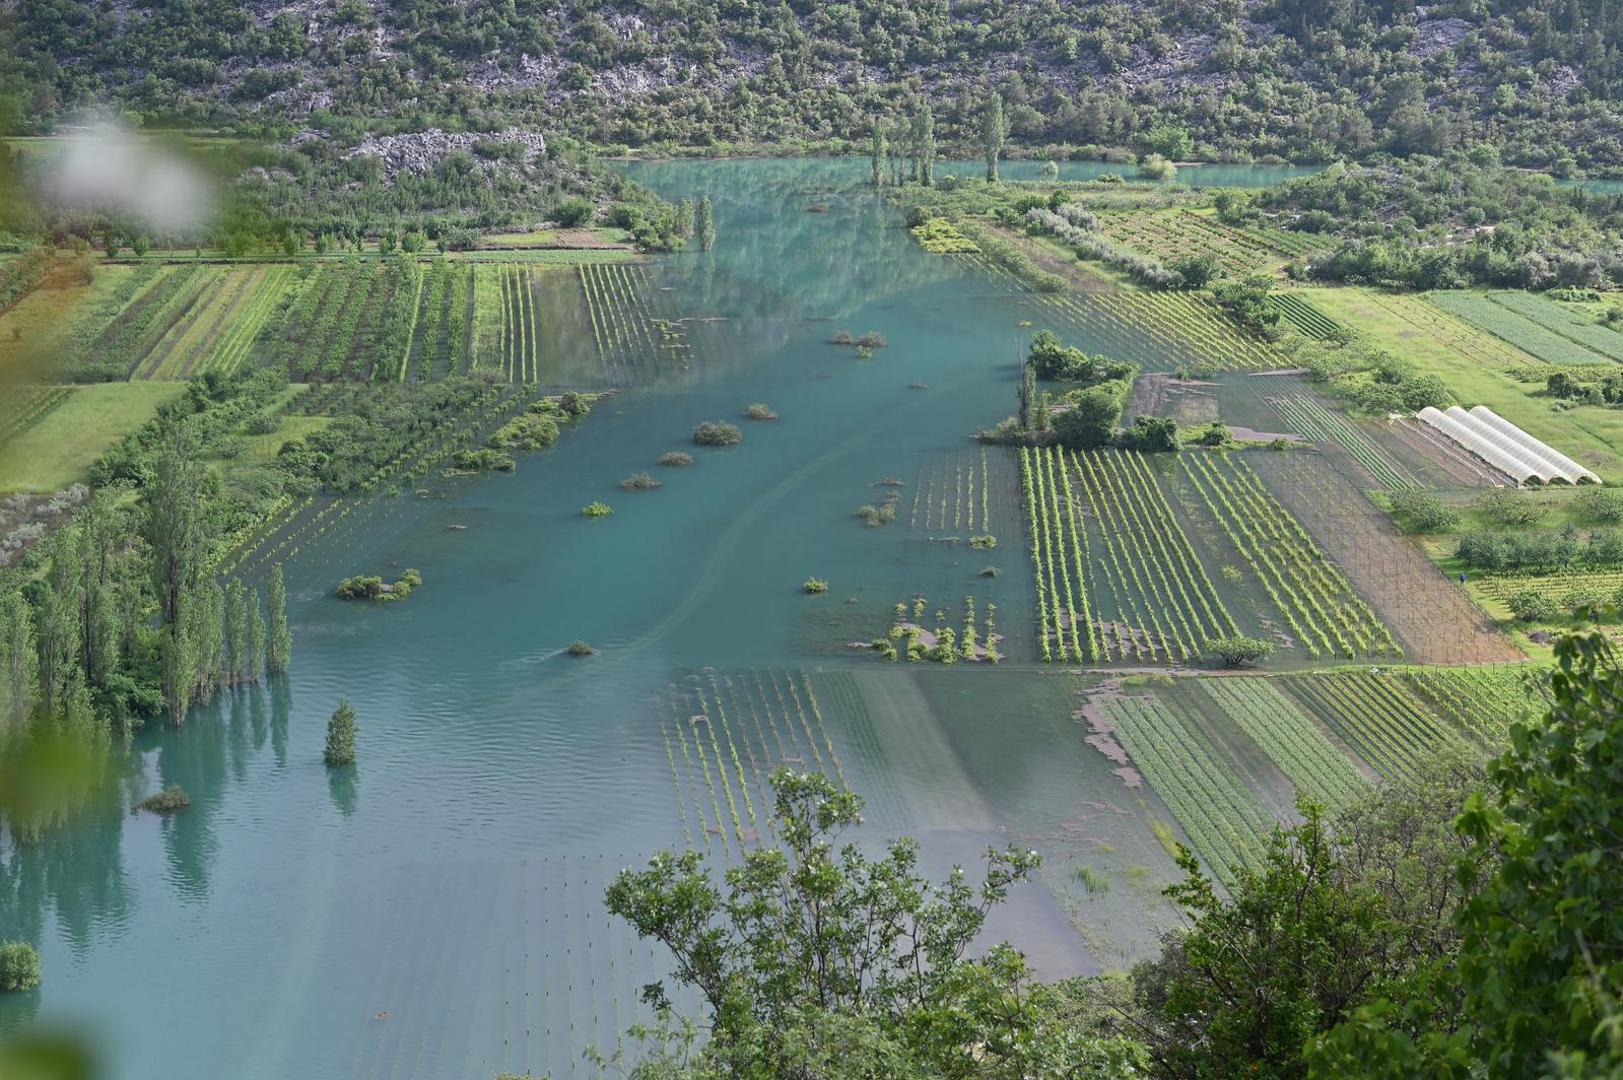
[567,640,594,656]
[969,535,998,549]
[693,422,743,447]
[581,501,614,517]
[135,785,190,814]
[658,451,694,467]
[336,569,421,602]
[803,578,829,594]
[620,472,661,491]
[324,700,357,767]
[0,942,40,992]
[452,448,516,472]
[743,402,779,421]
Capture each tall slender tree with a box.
[0,590,38,734]
[247,590,266,683]
[267,564,291,675]
[982,94,1006,182]
[224,579,246,684]
[144,432,212,721]
[910,103,937,187]
[35,530,82,718]
[869,127,888,186]
[695,195,716,251]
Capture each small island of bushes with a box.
[336,569,423,602]
[693,421,743,447]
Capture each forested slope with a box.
[10,0,1623,168]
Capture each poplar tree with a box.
[247,591,266,683]
[224,579,246,684]
[35,530,82,717]
[267,564,291,675]
[0,590,38,733]
[324,700,357,766]
[982,94,1006,182]
[695,195,716,251]
[869,127,888,186]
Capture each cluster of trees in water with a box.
[14,0,1623,172]
[604,631,1623,1078]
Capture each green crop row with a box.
[1200,678,1368,811]
[1398,664,1545,748]
[1072,448,1236,663]
[1428,290,1613,365]
[1101,695,1277,886]
[1020,446,1096,662]
[1485,290,1623,362]
[1269,293,1343,340]
[1183,452,1398,660]
[1267,394,1419,492]
[1280,673,1462,784]
[0,385,73,443]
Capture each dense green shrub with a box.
[324,700,357,767]
[693,422,743,446]
[134,785,191,813]
[0,943,40,992]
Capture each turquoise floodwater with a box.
[0,158,1307,1078]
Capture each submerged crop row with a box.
[1267,394,1419,492]
[578,262,685,383]
[661,670,847,861]
[1181,452,1398,660]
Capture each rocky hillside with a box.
[7,0,1623,169]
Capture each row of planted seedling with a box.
[399,262,472,380]
[659,670,847,862]
[1268,293,1344,340]
[1099,694,1276,887]
[1071,448,1238,663]
[1199,679,1368,812]
[1267,394,1419,492]
[134,266,282,380]
[870,594,1002,664]
[578,262,684,382]
[1397,665,1543,748]
[1279,672,1460,785]
[1181,452,1399,659]
[1021,445,1098,663]
[109,264,211,378]
[909,448,993,533]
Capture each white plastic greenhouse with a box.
[1416,407,1540,485]
[1415,406,1602,486]
[1467,406,1601,485]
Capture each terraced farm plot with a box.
[1269,292,1344,340]
[129,265,296,379]
[1181,452,1399,660]
[1093,209,1316,277]
[952,253,1287,372]
[1266,394,1419,491]
[1427,290,1616,365]
[1199,678,1369,810]
[1480,290,1623,362]
[1475,570,1623,611]
[1097,694,1278,885]
[0,382,187,493]
[269,262,404,380]
[1399,665,1544,747]
[1280,672,1468,783]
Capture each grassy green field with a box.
[1309,286,1623,481]
[0,382,187,492]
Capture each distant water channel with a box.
[0,157,1315,1078]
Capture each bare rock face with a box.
[343,129,547,176]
